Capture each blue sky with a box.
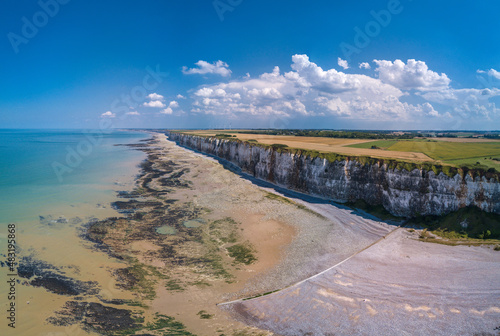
[1,0,499,130]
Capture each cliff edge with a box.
[167,132,500,217]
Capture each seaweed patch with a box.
[18,256,99,296]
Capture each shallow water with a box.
[183,218,206,228]
[156,225,178,235]
[0,129,149,335]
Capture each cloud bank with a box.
[184,55,499,128]
[108,56,499,129]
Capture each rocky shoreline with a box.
[70,132,387,335]
[29,133,297,335]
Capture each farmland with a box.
[177,131,433,161]
[174,130,500,172]
[350,139,500,170]
[384,141,500,160]
[346,140,398,149]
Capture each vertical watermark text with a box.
[5,223,17,329]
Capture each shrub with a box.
[419,229,430,239]
[197,310,213,319]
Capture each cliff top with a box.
[168,130,500,180]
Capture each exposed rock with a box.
[48,301,140,332]
[168,132,500,217]
[112,200,163,210]
[18,256,99,296]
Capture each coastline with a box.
[8,131,497,335]
[67,132,400,335]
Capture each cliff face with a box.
[168,133,500,217]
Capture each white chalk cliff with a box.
[168,133,500,217]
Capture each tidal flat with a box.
[76,133,348,335]
[50,131,393,335]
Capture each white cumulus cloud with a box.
[374,59,451,91]
[147,93,164,101]
[101,111,115,118]
[189,55,412,120]
[290,54,361,93]
[489,69,500,80]
[420,87,500,119]
[160,100,183,115]
[477,68,500,80]
[143,100,166,108]
[359,62,371,69]
[185,54,499,126]
[126,111,140,116]
[338,57,349,70]
[182,60,232,77]
[160,107,173,115]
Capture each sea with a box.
[0,129,149,335]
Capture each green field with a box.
[408,206,500,240]
[348,139,500,170]
[387,141,500,160]
[444,157,500,171]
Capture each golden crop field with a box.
[178,130,433,161]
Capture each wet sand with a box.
[1,159,143,336]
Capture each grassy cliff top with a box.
[167,130,500,180]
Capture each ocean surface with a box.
[0,129,149,335]
[0,129,148,224]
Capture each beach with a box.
[228,227,500,335]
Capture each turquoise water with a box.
[0,129,150,335]
[0,129,148,225]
